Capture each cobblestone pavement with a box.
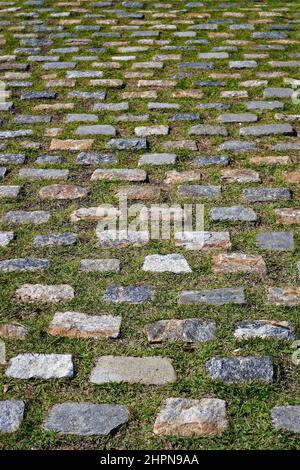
[0,0,300,450]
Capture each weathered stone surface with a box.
[243,187,291,203]
[16,284,74,303]
[179,287,245,305]
[5,354,74,379]
[70,206,120,223]
[234,320,294,340]
[153,398,228,436]
[246,101,283,111]
[0,324,28,340]
[272,406,300,433]
[49,312,121,339]
[139,153,176,165]
[268,287,300,306]
[0,258,49,272]
[0,186,21,199]
[39,184,89,200]
[34,233,77,247]
[91,169,146,182]
[263,88,293,99]
[43,403,129,436]
[220,169,261,183]
[80,259,120,272]
[240,124,294,137]
[0,231,14,247]
[0,401,25,433]
[164,170,203,184]
[107,138,147,150]
[177,185,220,198]
[229,60,257,69]
[117,185,160,201]
[50,139,94,151]
[135,125,169,137]
[212,253,267,274]
[175,231,231,251]
[193,155,229,166]
[97,229,149,247]
[104,285,153,303]
[1,211,50,225]
[256,232,294,251]
[219,140,258,153]
[275,208,300,225]
[142,254,191,273]
[219,113,257,123]
[145,319,216,343]
[76,152,116,165]
[90,356,176,385]
[206,356,274,384]
[75,125,116,136]
[19,169,69,180]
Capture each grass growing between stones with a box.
[0,0,300,450]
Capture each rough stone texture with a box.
[5,354,74,379]
[243,187,291,203]
[104,285,154,304]
[145,319,216,343]
[16,284,74,303]
[212,253,267,274]
[153,398,228,436]
[240,124,294,137]
[0,324,28,340]
[210,206,258,222]
[175,231,231,251]
[142,254,192,273]
[39,184,89,200]
[256,232,294,251]
[268,287,300,306]
[275,209,300,225]
[91,169,146,182]
[234,320,294,340]
[1,211,50,225]
[49,312,121,339]
[272,406,300,433]
[43,403,129,436]
[90,356,176,385]
[80,259,120,272]
[34,233,77,247]
[0,401,25,433]
[0,231,14,247]
[206,356,274,384]
[179,287,245,305]
[0,258,49,272]
[97,230,149,247]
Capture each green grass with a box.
[0,0,300,450]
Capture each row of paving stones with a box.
[0,313,295,342]
[1,282,300,305]
[2,398,300,436]
[0,251,299,272]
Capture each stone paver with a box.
[154,398,228,436]
[5,354,74,379]
[90,356,176,385]
[0,401,25,433]
[43,403,129,436]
